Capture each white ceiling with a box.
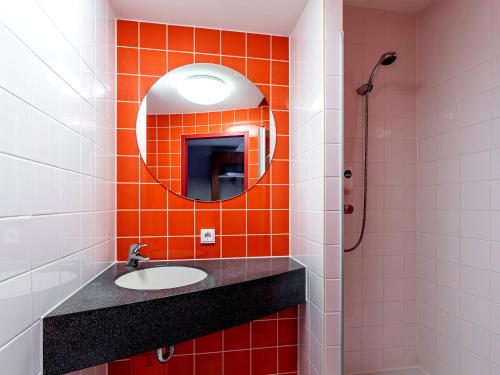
[146,63,264,114]
[110,0,308,35]
[344,0,433,13]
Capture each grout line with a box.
[137,22,142,244]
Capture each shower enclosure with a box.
[343,5,419,372]
[342,0,500,374]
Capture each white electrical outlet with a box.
[200,229,215,244]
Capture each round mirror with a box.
[136,63,276,202]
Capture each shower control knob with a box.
[344,205,354,214]
[344,168,354,190]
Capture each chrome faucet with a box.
[126,243,150,269]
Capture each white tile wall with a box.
[324,1,344,374]
[417,0,500,374]
[290,0,343,374]
[0,0,116,374]
[290,0,326,372]
[343,5,418,374]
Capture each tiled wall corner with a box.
[290,0,343,374]
[0,0,116,374]
[324,0,343,374]
[290,0,326,372]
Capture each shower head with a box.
[380,51,397,65]
[356,51,397,96]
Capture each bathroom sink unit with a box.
[42,257,306,375]
[114,266,208,290]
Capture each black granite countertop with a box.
[43,257,306,375]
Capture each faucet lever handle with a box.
[126,243,149,268]
[129,243,148,254]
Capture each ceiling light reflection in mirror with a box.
[178,75,231,105]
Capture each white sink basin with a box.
[115,266,208,290]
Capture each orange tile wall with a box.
[114,20,294,375]
[108,308,298,375]
[116,20,289,261]
[145,105,271,193]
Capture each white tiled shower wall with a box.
[417,0,500,374]
[0,1,116,374]
[290,0,327,368]
[290,0,343,374]
[343,6,418,373]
